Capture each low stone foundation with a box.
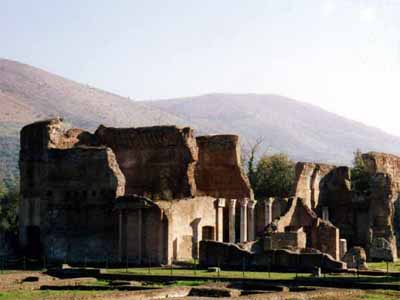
[199,240,346,271]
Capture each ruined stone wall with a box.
[293,163,336,208]
[273,197,340,259]
[292,154,399,261]
[95,125,198,200]
[313,220,340,260]
[115,195,166,265]
[19,119,255,263]
[199,240,346,271]
[363,152,400,191]
[362,152,400,252]
[264,231,306,250]
[157,196,218,263]
[364,169,398,261]
[19,119,125,261]
[254,198,289,237]
[195,135,253,199]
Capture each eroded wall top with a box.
[95,125,198,200]
[195,135,253,199]
[20,118,255,202]
[363,152,400,193]
[292,162,337,208]
[19,118,125,198]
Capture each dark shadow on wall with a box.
[190,218,201,259]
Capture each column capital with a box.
[215,198,226,208]
[265,197,275,205]
[248,199,257,209]
[228,198,237,208]
[239,198,249,207]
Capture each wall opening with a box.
[202,226,215,241]
[26,225,41,258]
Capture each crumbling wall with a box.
[273,197,340,259]
[313,219,340,260]
[116,195,167,265]
[95,125,198,200]
[195,135,253,199]
[157,196,217,263]
[19,118,125,261]
[363,152,400,256]
[199,240,346,271]
[264,230,306,250]
[292,153,399,261]
[293,163,336,208]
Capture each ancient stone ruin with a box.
[19,118,254,264]
[290,156,399,261]
[19,118,399,270]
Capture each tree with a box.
[351,149,371,193]
[252,154,295,199]
[242,137,264,190]
[0,184,19,233]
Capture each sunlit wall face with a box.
[1,0,399,136]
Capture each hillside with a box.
[143,94,400,165]
[2,59,400,187]
[0,59,187,187]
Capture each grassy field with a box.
[106,267,309,280]
[104,263,399,281]
[0,269,399,300]
[367,261,400,272]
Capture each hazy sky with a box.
[1,0,400,135]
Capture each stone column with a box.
[228,199,237,243]
[239,198,249,243]
[158,213,165,264]
[339,238,347,259]
[118,210,123,261]
[137,208,142,264]
[264,197,274,226]
[247,199,257,241]
[322,206,329,221]
[215,198,226,242]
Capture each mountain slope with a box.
[2,59,400,187]
[0,59,186,129]
[0,59,187,187]
[143,93,400,165]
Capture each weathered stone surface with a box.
[271,197,340,260]
[95,125,198,200]
[264,230,306,251]
[19,118,255,264]
[199,240,346,271]
[19,119,126,260]
[292,162,336,209]
[292,154,399,261]
[195,135,252,199]
[199,240,252,269]
[343,247,368,269]
[369,237,396,262]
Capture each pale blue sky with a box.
[1,1,400,135]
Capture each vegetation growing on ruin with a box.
[351,149,372,194]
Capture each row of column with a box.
[263,197,330,225]
[216,198,257,243]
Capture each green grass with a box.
[106,267,308,280]
[360,290,400,300]
[146,279,210,288]
[104,267,400,286]
[367,261,400,272]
